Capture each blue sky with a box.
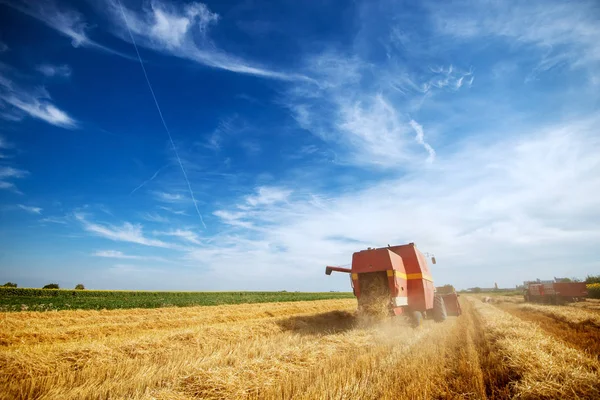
[0,0,599,291]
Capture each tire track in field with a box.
[495,303,600,360]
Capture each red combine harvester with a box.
[326,242,461,325]
[523,280,588,304]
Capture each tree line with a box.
[2,282,85,290]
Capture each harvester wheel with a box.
[433,295,447,322]
[410,311,423,328]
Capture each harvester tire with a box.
[410,311,423,328]
[433,295,447,322]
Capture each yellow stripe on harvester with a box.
[351,273,358,280]
[386,270,433,281]
[407,272,433,282]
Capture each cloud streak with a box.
[93,250,167,262]
[1,0,133,59]
[36,64,72,78]
[105,0,311,81]
[74,212,177,249]
[17,204,42,214]
[0,166,29,194]
[0,69,77,128]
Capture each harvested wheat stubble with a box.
[516,302,600,325]
[0,300,358,400]
[496,302,600,360]
[0,299,354,347]
[471,298,600,399]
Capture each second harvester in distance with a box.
[326,242,461,326]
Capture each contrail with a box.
[130,164,168,195]
[117,0,206,229]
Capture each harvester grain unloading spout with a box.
[326,242,461,325]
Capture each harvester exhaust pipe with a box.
[325,266,352,275]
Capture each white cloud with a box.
[40,216,68,224]
[0,41,8,53]
[431,0,600,74]
[286,54,467,168]
[154,229,202,245]
[0,166,28,179]
[17,204,42,214]
[104,0,310,81]
[93,250,167,262]
[2,95,76,128]
[5,0,88,47]
[213,210,254,229]
[154,191,185,202]
[159,206,188,215]
[0,181,19,193]
[74,212,177,249]
[0,70,77,128]
[189,117,600,290]
[0,166,28,194]
[36,64,72,78]
[2,0,131,58]
[142,212,169,223]
[245,186,291,207]
[409,120,436,163]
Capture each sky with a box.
[0,0,599,291]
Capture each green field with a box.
[0,287,354,312]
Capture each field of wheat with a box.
[2,296,600,400]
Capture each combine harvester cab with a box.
[326,243,461,325]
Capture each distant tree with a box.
[471,287,482,293]
[2,282,17,288]
[42,283,59,289]
[75,284,85,290]
[554,277,572,283]
[586,275,600,284]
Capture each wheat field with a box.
[1,297,600,399]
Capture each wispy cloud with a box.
[154,229,202,245]
[93,250,167,262]
[192,117,600,289]
[74,212,176,249]
[104,0,310,81]
[0,166,29,194]
[286,53,467,168]
[431,0,600,77]
[159,206,188,216]
[40,216,68,224]
[1,0,132,59]
[36,63,72,78]
[0,69,77,128]
[0,41,8,53]
[17,204,42,214]
[154,191,185,202]
[409,120,436,163]
[2,95,76,128]
[212,210,255,229]
[141,212,169,223]
[0,166,27,179]
[245,186,291,207]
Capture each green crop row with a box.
[0,287,354,312]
